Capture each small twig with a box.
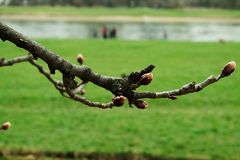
[28,59,114,109]
[66,90,114,109]
[133,72,231,100]
[28,59,66,96]
[72,82,88,94]
[0,55,33,66]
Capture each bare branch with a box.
[0,52,114,108]
[0,22,236,109]
[29,59,114,109]
[0,22,117,91]
[133,62,236,100]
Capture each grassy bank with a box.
[0,6,240,18]
[0,40,240,159]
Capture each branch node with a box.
[63,73,78,90]
[48,64,56,74]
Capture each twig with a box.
[28,59,65,91]
[0,55,33,66]
[29,59,114,109]
[66,90,114,109]
[72,82,87,94]
[133,68,234,100]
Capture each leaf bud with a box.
[134,100,148,109]
[76,54,84,65]
[112,96,126,107]
[220,61,236,78]
[1,121,11,130]
[139,73,153,85]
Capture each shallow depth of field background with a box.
[0,1,240,160]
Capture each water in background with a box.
[3,20,240,42]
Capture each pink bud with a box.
[112,96,126,107]
[76,54,84,65]
[1,121,11,130]
[134,100,148,109]
[220,61,236,78]
[139,73,153,85]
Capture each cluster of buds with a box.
[220,61,236,78]
[76,54,84,65]
[112,96,126,107]
[1,121,11,131]
[134,100,148,109]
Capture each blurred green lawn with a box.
[1,6,240,18]
[0,40,240,159]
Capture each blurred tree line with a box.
[1,0,240,8]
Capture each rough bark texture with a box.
[0,22,236,109]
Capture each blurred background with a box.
[1,0,240,41]
[2,0,240,8]
[0,1,240,160]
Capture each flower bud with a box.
[1,121,11,130]
[139,73,153,85]
[134,100,148,109]
[112,96,126,107]
[76,54,84,65]
[220,61,236,78]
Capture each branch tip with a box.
[139,73,153,85]
[219,61,236,79]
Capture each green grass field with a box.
[0,40,240,159]
[0,6,240,18]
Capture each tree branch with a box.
[133,75,219,99]
[0,22,236,109]
[133,60,236,102]
[0,22,116,91]
[29,58,115,109]
[0,54,116,109]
